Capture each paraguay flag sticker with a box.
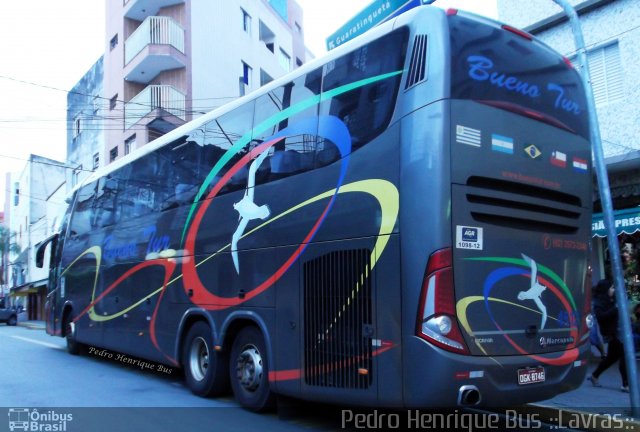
[572,157,588,173]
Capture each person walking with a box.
[588,279,629,392]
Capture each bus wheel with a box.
[230,326,275,412]
[7,315,17,326]
[182,321,228,397]
[65,318,80,355]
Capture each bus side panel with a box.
[398,101,452,405]
[273,244,301,396]
[373,234,403,407]
[61,234,104,348]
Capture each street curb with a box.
[17,322,46,330]
[524,403,640,431]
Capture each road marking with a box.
[10,335,64,350]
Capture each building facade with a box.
[99,0,306,165]
[6,156,67,320]
[67,56,105,189]
[498,0,640,291]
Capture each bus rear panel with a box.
[401,9,591,406]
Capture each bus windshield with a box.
[449,14,589,139]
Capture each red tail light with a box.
[502,24,533,41]
[563,56,575,69]
[416,248,469,354]
[446,8,458,16]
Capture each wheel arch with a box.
[174,308,218,366]
[220,311,273,366]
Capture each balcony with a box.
[124,16,186,83]
[124,0,185,21]
[124,85,186,129]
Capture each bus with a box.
[37,6,592,410]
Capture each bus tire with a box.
[182,321,228,397]
[229,326,275,412]
[7,315,17,326]
[64,317,81,355]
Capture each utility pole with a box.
[552,0,640,417]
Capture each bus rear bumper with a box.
[402,336,589,408]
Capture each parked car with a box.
[0,307,18,326]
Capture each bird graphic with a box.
[231,149,271,274]
[518,253,548,330]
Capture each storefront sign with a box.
[326,0,435,51]
[592,207,640,237]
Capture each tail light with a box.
[502,24,533,41]
[563,56,575,69]
[416,248,469,354]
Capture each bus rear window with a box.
[449,14,589,139]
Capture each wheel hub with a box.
[189,337,209,382]
[236,345,263,392]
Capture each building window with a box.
[110,94,118,110]
[13,182,19,206]
[93,153,100,170]
[296,57,303,67]
[295,22,302,35]
[259,20,275,53]
[110,34,118,50]
[110,146,118,162]
[260,69,273,86]
[279,49,291,72]
[92,95,100,115]
[241,8,251,35]
[242,61,252,86]
[124,135,137,155]
[571,41,623,106]
[73,115,82,138]
[72,165,83,187]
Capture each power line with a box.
[0,74,239,117]
[0,153,94,173]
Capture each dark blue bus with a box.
[38,6,592,410]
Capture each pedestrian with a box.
[589,307,606,360]
[588,279,629,392]
[632,304,640,351]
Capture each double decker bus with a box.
[38,6,592,410]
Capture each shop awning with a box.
[592,207,640,237]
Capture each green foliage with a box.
[0,226,20,256]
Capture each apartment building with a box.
[498,0,640,287]
[99,0,306,164]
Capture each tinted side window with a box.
[201,100,256,195]
[69,183,96,236]
[253,69,323,181]
[320,28,408,150]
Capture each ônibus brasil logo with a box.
[8,408,73,432]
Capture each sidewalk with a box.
[528,350,640,431]
[17,319,46,330]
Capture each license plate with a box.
[518,367,545,385]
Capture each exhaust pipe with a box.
[458,385,481,406]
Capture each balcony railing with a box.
[125,16,185,65]
[124,85,186,129]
